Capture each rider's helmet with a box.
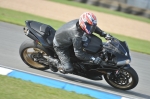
[79,12,97,34]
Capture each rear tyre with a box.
[104,66,139,90]
[19,39,50,70]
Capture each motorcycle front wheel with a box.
[104,66,139,90]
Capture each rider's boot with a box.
[57,62,74,74]
[46,56,73,74]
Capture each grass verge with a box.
[0,75,94,99]
[50,0,150,24]
[0,7,64,29]
[0,7,150,54]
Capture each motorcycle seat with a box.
[29,21,53,35]
[29,21,56,46]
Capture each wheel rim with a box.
[107,69,134,89]
[23,48,48,68]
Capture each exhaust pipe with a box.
[23,27,38,41]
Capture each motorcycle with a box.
[19,20,139,90]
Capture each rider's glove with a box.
[105,34,112,40]
[90,57,101,64]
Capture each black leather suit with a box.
[53,19,106,72]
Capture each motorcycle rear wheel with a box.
[104,66,139,90]
[19,39,49,70]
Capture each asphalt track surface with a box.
[0,22,150,99]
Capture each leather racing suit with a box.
[53,19,107,73]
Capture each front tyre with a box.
[104,66,139,90]
[19,39,50,70]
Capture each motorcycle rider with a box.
[48,12,111,78]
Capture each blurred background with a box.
[74,0,150,18]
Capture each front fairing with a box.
[103,38,131,62]
[115,40,131,62]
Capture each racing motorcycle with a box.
[19,20,139,90]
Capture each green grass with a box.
[0,7,150,54]
[0,75,94,99]
[0,7,64,29]
[50,0,150,24]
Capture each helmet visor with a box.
[85,23,96,34]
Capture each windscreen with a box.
[104,38,127,56]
